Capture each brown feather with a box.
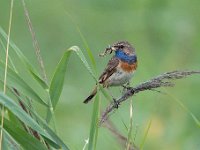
[99,57,119,84]
[83,58,119,103]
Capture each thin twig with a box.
[21,0,47,82]
[126,99,133,150]
[99,70,200,125]
[0,0,14,149]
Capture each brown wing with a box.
[98,57,119,84]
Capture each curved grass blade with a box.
[72,46,97,81]
[1,118,47,150]
[49,46,97,111]
[64,12,96,71]
[0,26,48,89]
[47,48,73,122]
[0,62,47,106]
[47,46,97,122]
[49,49,72,109]
[77,29,96,71]
[0,93,59,147]
[9,91,70,150]
[39,119,70,150]
[88,92,99,150]
[2,131,20,150]
[30,70,49,89]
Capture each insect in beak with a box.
[99,45,114,57]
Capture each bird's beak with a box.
[99,45,115,57]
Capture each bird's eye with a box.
[119,45,124,49]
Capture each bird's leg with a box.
[122,82,132,91]
[113,98,120,109]
[107,88,120,109]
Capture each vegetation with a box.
[0,0,200,149]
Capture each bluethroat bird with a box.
[83,41,137,104]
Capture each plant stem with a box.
[0,0,14,149]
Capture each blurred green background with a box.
[0,0,200,149]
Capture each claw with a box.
[113,98,120,109]
[122,85,132,90]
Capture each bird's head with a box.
[99,41,135,57]
[111,41,135,55]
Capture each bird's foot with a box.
[122,85,132,90]
[113,98,120,109]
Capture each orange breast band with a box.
[120,61,137,73]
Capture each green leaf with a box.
[99,85,112,102]
[4,92,70,150]
[49,46,97,109]
[47,46,97,122]
[30,104,70,150]
[0,26,48,89]
[2,131,20,150]
[49,49,72,109]
[1,118,47,150]
[0,61,47,106]
[29,70,49,89]
[0,93,59,148]
[88,92,100,150]
[73,46,97,82]
[76,27,96,71]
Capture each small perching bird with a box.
[83,41,138,104]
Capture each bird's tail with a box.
[83,86,97,104]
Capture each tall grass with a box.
[0,0,14,149]
[0,1,200,150]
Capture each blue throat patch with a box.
[115,50,137,64]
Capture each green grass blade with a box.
[88,92,100,150]
[99,85,112,102]
[50,46,97,109]
[72,46,97,82]
[0,62,47,106]
[0,26,48,89]
[165,91,200,128]
[1,118,47,150]
[75,27,96,71]
[3,131,20,150]
[0,38,17,72]
[65,12,96,71]
[140,119,152,150]
[11,91,70,150]
[46,49,72,123]
[0,93,59,148]
[47,46,97,122]
[49,49,72,109]
[30,105,70,150]
[29,70,49,89]
[39,120,70,150]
